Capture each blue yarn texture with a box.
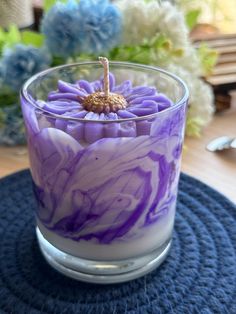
[0,170,235,314]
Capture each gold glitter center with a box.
[82,92,127,114]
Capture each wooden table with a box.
[0,111,235,203]
[182,110,236,203]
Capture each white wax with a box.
[37,204,175,261]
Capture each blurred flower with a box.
[116,0,188,47]
[0,104,25,145]
[188,77,214,126]
[0,108,5,129]
[173,45,203,77]
[155,2,189,48]
[1,44,51,91]
[115,0,160,45]
[77,0,122,54]
[168,65,214,136]
[114,0,214,135]
[42,0,122,57]
[41,0,81,58]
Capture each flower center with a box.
[82,92,127,114]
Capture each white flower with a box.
[168,65,214,128]
[173,45,203,77]
[115,0,160,45]
[156,2,189,48]
[188,78,214,126]
[115,0,189,47]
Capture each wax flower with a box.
[39,58,172,121]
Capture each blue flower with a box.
[1,44,51,91]
[41,0,81,58]
[0,104,25,145]
[78,0,122,54]
[41,0,122,57]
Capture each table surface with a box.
[0,110,235,203]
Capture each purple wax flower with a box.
[38,73,172,120]
[36,73,173,143]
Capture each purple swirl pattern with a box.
[31,132,178,244]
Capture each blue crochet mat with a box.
[0,170,235,314]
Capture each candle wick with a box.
[99,57,110,97]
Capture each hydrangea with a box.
[41,0,81,58]
[115,0,160,45]
[116,0,188,48]
[168,65,214,135]
[77,0,122,54]
[0,44,51,91]
[154,2,189,48]
[42,0,122,57]
[172,45,203,77]
[188,77,214,125]
[115,0,214,135]
[0,104,25,145]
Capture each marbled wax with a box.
[21,71,187,260]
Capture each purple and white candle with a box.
[21,59,188,270]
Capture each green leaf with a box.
[44,0,57,11]
[51,55,66,66]
[186,117,205,137]
[0,109,6,128]
[43,0,69,12]
[150,34,171,51]
[197,43,218,76]
[21,31,44,48]
[0,25,21,53]
[172,48,184,57]
[6,25,21,46]
[0,87,18,108]
[185,9,201,30]
[0,27,7,54]
[108,32,188,69]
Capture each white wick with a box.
[99,56,110,97]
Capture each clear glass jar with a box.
[20,62,189,284]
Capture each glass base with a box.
[36,227,172,284]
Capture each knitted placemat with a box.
[0,170,235,314]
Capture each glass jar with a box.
[20,62,189,283]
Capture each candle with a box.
[21,59,188,283]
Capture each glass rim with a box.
[21,61,189,123]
